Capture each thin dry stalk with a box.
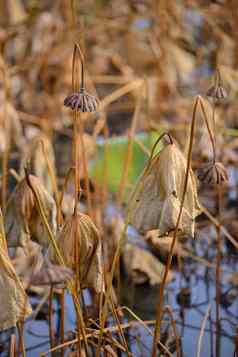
[49,286,55,356]
[71,44,93,217]
[77,112,93,217]
[196,304,211,357]
[9,334,16,357]
[201,204,238,250]
[60,289,65,357]
[98,132,175,356]
[25,172,89,355]
[17,321,26,357]
[109,294,131,356]
[1,145,9,212]
[0,207,7,251]
[59,167,74,212]
[152,96,200,356]
[164,306,181,357]
[41,319,157,357]
[73,112,80,205]
[102,123,109,209]
[215,185,222,357]
[120,306,173,357]
[1,66,9,212]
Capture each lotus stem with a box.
[49,286,55,356]
[152,95,200,356]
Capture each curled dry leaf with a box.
[11,241,43,279]
[28,257,73,286]
[50,208,104,293]
[123,243,173,286]
[0,237,31,331]
[20,132,56,193]
[5,175,57,248]
[146,230,185,261]
[128,142,201,237]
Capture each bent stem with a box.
[72,43,93,217]
[164,305,181,357]
[215,183,222,357]
[97,130,173,356]
[17,321,26,357]
[152,96,200,356]
[77,113,93,217]
[25,171,89,356]
[49,286,55,356]
[60,289,65,357]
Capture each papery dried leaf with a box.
[159,193,195,237]
[5,178,34,247]
[0,241,31,331]
[123,243,173,285]
[28,258,73,286]
[11,241,43,279]
[50,209,104,293]
[129,142,201,237]
[146,230,185,261]
[129,166,164,233]
[20,132,56,193]
[5,175,57,248]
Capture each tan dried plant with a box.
[12,241,73,288]
[128,134,201,237]
[5,174,56,248]
[20,132,56,193]
[50,207,104,293]
[0,235,31,331]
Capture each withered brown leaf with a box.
[128,142,201,237]
[50,208,104,293]
[123,243,173,285]
[0,238,31,331]
[5,175,57,248]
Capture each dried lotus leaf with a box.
[123,243,173,285]
[157,144,200,218]
[11,241,43,279]
[5,178,35,247]
[128,142,201,237]
[50,210,104,293]
[20,133,56,193]
[159,194,195,237]
[5,175,57,249]
[129,164,164,233]
[28,258,73,286]
[27,176,57,248]
[146,232,185,261]
[0,243,31,331]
